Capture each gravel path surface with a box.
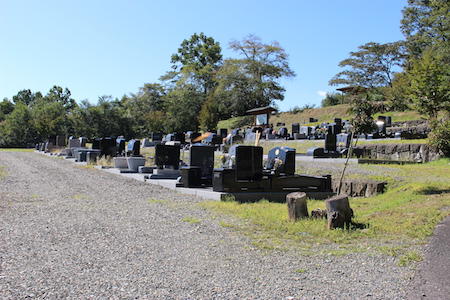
[407,216,450,300]
[0,152,414,299]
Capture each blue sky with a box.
[0,0,407,111]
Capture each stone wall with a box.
[386,123,430,139]
[331,179,386,197]
[357,143,440,162]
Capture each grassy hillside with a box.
[217,105,424,131]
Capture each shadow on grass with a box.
[417,186,450,195]
[350,221,369,230]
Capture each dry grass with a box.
[217,105,424,132]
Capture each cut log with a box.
[286,192,308,221]
[325,194,353,229]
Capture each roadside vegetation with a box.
[201,158,450,263]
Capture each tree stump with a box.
[325,194,353,229]
[286,192,308,221]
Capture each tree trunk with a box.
[286,192,308,221]
[325,194,353,229]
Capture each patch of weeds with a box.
[182,216,201,224]
[219,221,235,228]
[148,199,167,205]
[377,245,406,257]
[0,166,6,178]
[398,251,423,266]
[0,148,33,152]
[73,194,89,200]
[295,269,307,273]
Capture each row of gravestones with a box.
[141,129,231,148]
[144,143,333,198]
[263,115,399,142]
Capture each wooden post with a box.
[286,192,308,221]
[325,194,353,229]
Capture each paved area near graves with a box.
[1,152,414,299]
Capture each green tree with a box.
[329,42,406,88]
[383,72,412,111]
[349,92,378,134]
[122,83,167,136]
[164,85,203,132]
[0,99,15,121]
[12,89,42,106]
[32,100,67,140]
[214,35,295,117]
[45,86,76,111]
[199,95,219,131]
[170,32,222,94]
[0,102,36,147]
[401,0,450,59]
[408,47,450,119]
[321,92,348,107]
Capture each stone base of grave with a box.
[148,168,180,179]
[113,157,128,169]
[138,166,155,173]
[127,157,146,172]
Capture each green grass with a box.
[182,216,201,224]
[200,158,450,257]
[0,148,34,152]
[148,198,167,204]
[295,268,307,273]
[398,251,423,266]
[0,166,6,178]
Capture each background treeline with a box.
[0,34,295,147]
[321,0,449,117]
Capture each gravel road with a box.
[407,216,450,299]
[0,152,414,299]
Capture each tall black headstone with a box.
[219,128,228,138]
[234,145,263,181]
[155,144,180,169]
[190,144,215,180]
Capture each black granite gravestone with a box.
[155,144,180,169]
[325,133,337,152]
[55,135,66,147]
[116,137,126,156]
[99,137,116,157]
[151,132,163,141]
[234,145,263,181]
[127,139,140,156]
[203,133,222,145]
[92,138,100,150]
[190,144,215,181]
[219,128,228,138]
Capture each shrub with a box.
[428,117,450,157]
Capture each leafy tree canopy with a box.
[329,42,406,88]
[401,0,450,59]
